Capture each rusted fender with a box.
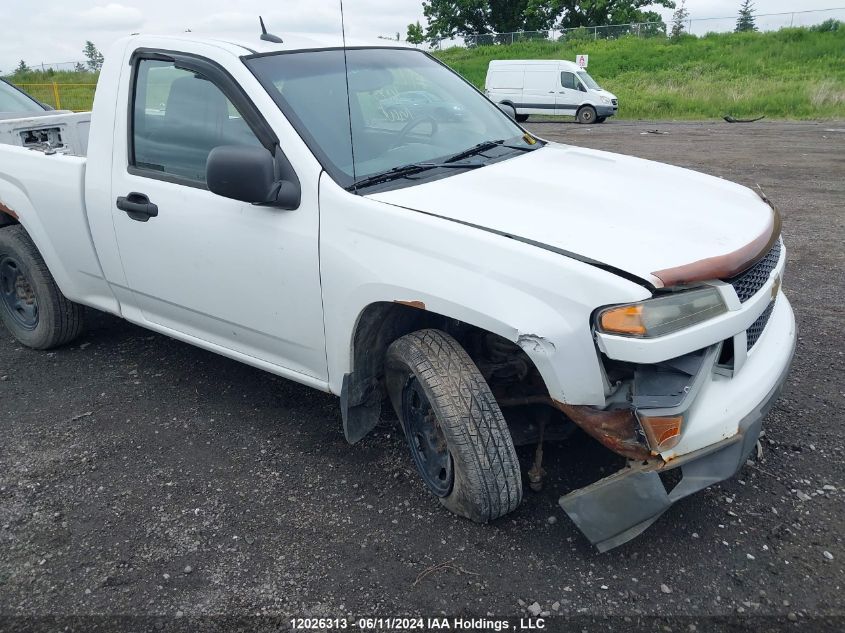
[554,401,651,461]
[0,200,18,220]
[394,300,426,310]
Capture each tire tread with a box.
[0,225,84,349]
[387,329,522,522]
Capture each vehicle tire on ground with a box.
[0,225,84,349]
[515,114,529,123]
[576,105,597,124]
[385,329,523,523]
[596,116,607,123]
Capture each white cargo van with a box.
[485,59,618,124]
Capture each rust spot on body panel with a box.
[395,300,426,310]
[553,401,651,461]
[0,201,18,220]
[652,207,781,287]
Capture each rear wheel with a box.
[515,114,529,123]
[576,105,597,124]
[386,329,523,523]
[0,225,84,349]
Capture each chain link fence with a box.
[14,83,97,112]
[445,7,845,49]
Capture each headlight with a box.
[600,96,611,104]
[597,287,727,338]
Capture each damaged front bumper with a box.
[560,298,796,552]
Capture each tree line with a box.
[406,0,764,44]
[12,41,104,76]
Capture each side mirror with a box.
[496,103,517,120]
[579,84,587,93]
[206,145,300,209]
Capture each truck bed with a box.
[0,111,92,156]
[0,135,117,316]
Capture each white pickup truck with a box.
[0,33,795,551]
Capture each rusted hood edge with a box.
[652,205,781,287]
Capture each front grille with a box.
[727,239,782,303]
[611,99,618,106]
[747,299,776,350]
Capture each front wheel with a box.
[576,105,597,124]
[385,329,523,523]
[515,114,529,123]
[0,225,84,349]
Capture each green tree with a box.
[407,21,425,45]
[83,41,104,72]
[670,0,689,38]
[637,11,668,37]
[422,0,675,43]
[74,62,86,72]
[735,0,757,32]
[16,60,30,73]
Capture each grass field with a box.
[3,27,844,119]
[435,28,845,119]
[3,69,99,111]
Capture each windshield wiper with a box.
[349,136,542,191]
[442,138,539,164]
[350,160,484,191]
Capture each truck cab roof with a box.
[121,32,411,58]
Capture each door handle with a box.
[117,192,158,222]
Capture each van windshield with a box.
[246,48,538,192]
[577,71,601,91]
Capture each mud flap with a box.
[341,374,382,444]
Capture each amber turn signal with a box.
[599,305,646,336]
[639,414,684,452]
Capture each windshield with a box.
[0,80,45,113]
[246,48,532,191]
[577,71,601,91]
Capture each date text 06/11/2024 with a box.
[290,617,547,630]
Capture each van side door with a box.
[521,64,558,116]
[557,71,585,116]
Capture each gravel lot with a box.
[1,120,843,631]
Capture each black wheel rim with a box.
[0,255,38,330]
[401,377,453,497]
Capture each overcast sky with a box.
[1,0,843,73]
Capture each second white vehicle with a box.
[486,59,618,123]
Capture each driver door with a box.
[557,71,584,116]
[109,54,327,381]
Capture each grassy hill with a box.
[4,27,843,119]
[435,28,845,119]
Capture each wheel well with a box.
[0,207,19,228]
[341,301,551,443]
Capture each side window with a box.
[131,60,262,184]
[561,72,580,91]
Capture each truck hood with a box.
[368,143,776,287]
